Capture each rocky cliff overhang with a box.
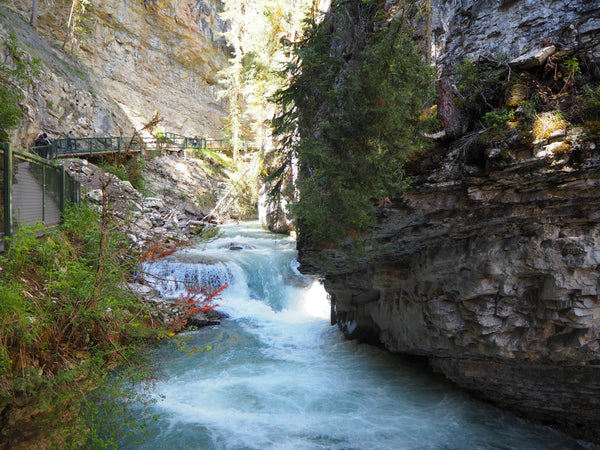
[427,0,600,74]
[299,128,600,443]
[293,0,600,442]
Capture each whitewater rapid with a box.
[118,222,587,449]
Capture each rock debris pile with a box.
[65,158,210,251]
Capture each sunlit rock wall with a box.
[81,0,229,136]
[4,0,228,146]
[0,6,133,148]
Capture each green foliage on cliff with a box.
[0,85,22,143]
[0,33,40,142]
[271,2,434,245]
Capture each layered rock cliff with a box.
[0,6,133,148]
[3,0,228,148]
[308,127,600,442]
[297,0,600,443]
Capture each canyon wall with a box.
[428,0,600,73]
[2,0,228,148]
[298,0,600,442]
[310,128,600,442]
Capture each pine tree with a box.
[219,0,313,155]
[271,0,435,245]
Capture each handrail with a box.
[31,133,260,159]
[1,143,80,239]
[13,147,60,167]
[45,136,144,158]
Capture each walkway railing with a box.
[33,135,145,159]
[31,132,260,159]
[1,143,80,239]
[159,133,258,152]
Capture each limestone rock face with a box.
[426,0,600,73]
[0,7,134,149]
[294,0,600,442]
[300,128,600,442]
[4,0,228,146]
[78,0,228,136]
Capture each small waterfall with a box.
[114,222,585,450]
[142,259,234,298]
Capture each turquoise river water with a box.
[119,222,592,449]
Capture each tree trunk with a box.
[62,0,77,51]
[437,78,464,139]
[30,0,39,28]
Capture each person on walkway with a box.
[66,130,74,152]
[34,132,52,158]
[34,133,45,147]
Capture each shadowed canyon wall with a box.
[298,0,600,443]
[428,0,600,73]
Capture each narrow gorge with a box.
[1,0,600,446]
[296,0,600,443]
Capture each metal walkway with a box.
[32,133,259,160]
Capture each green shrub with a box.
[0,85,22,142]
[583,85,600,120]
[0,202,161,446]
[516,100,537,124]
[483,109,514,129]
[564,57,581,76]
[0,33,40,141]
[453,56,509,127]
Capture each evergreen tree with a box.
[219,0,313,155]
[271,0,434,246]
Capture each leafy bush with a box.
[515,100,537,124]
[582,85,600,120]
[0,203,161,446]
[455,57,483,96]
[0,85,22,142]
[483,109,514,129]
[453,56,509,127]
[564,56,581,76]
[0,33,40,141]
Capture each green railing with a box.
[159,133,258,152]
[33,135,145,159]
[203,138,258,151]
[31,133,260,160]
[158,132,188,150]
[1,143,80,239]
